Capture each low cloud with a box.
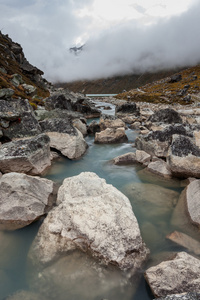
[1,0,200,83]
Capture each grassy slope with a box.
[116,65,200,105]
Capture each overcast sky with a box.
[0,0,199,82]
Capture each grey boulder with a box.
[0,172,56,230]
[0,134,51,175]
[145,252,200,298]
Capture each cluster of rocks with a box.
[0,91,152,298]
[105,100,200,298]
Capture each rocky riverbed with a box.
[0,87,200,299]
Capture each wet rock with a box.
[40,118,87,159]
[95,127,128,144]
[145,252,200,298]
[166,231,200,256]
[148,108,182,124]
[0,88,14,99]
[147,160,172,178]
[72,118,87,136]
[167,135,200,178]
[0,134,51,175]
[99,115,125,131]
[87,120,100,134]
[135,150,151,166]
[135,125,192,157]
[29,172,149,274]
[116,102,140,116]
[123,182,179,220]
[185,179,200,226]
[111,152,137,165]
[72,97,100,118]
[0,172,56,230]
[1,99,42,139]
[129,121,141,130]
[155,292,200,300]
[169,74,182,83]
[28,251,135,300]
[6,290,47,300]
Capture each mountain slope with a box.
[57,69,184,94]
[0,31,50,107]
[116,65,200,105]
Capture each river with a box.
[0,100,193,300]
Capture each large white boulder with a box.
[29,172,149,274]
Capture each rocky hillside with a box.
[0,31,50,108]
[116,65,200,105]
[57,69,184,94]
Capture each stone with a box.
[135,150,151,166]
[148,108,182,124]
[22,84,37,95]
[135,125,193,157]
[111,152,137,165]
[6,290,47,300]
[116,102,140,116]
[155,292,200,300]
[72,118,87,136]
[99,115,125,131]
[129,121,141,130]
[44,93,73,111]
[0,134,51,175]
[28,251,135,300]
[39,118,88,159]
[34,107,82,122]
[145,252,200,298]
[95,127,128,144]
[194,131,200,148]
[166,231,200,256]
[87,120,100,134]
[29,172,149,274]
[147,160,172,178]
[1,99,42,139]
[167,135,200,178]
[185,180,200,226]
[170,74,182,83]
[72,97,100,118]
[10,74,23,87]
[0,88,14,99]
[0,172,56,230]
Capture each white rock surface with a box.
[29,172,149,274]
[186,179,200,226]
[94,127,128,144]
[147,160,172,178]
[46,128,88,159]
[145,252,200,298]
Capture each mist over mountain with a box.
[1,1,200,83]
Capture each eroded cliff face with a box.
[0,31,50,107]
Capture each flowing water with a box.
[1,100,199,300]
